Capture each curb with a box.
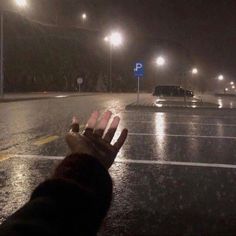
[0,93,97,103]
[125,102,234,111]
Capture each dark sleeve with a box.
[0,154,113,236]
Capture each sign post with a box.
[77,78,83,93]
[134,62,144,104]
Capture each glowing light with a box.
[192,68,198,74]
[218,99,223,108]
[15,0,27,7]
[104,32,123,47]
[154,113,166,159]
[230,81,234,85]
[56,95,68,98]
[156,104,163,108]
[156,56,166,66]
[110,32,123,47]
[225,88,229,91]
[81,13,87,20]
[232,85,235,89]
[218,75,224,81]
[104,36,109,42]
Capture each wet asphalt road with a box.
[1,93,236,235]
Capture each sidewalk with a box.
[126,94,220,110]
[0,92,97,103]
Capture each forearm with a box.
[0,154,113,236]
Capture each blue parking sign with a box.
[134,62,144,77]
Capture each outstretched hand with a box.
[65,111,128,169]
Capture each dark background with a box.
[1,0,236,92]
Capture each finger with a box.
[84,111,99,135]
[103,116,120,143]
[113,129,128,151]
[94,111,112,137]
[72,116,79,124]
[70,116,80,133]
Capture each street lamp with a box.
[156,56,166,67]
[218,75,224,81]
[81,13,87,21]
[0,0,28,98]
[104,31,123,92]
[15,0,27,8]
[192,68,198,75]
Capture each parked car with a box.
[153,85,194,97]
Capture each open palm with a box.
[66,111,128,169]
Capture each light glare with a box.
[156,56,166,66]
[192,68,198,74]
[218,75,224,81]
[82,13,87,20]
[15,0,27,7]
[104,36,109,42]
[110,32,123,47]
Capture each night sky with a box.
[3,0,236,80]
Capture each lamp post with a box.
[218,75,224,81]
[181,67,199,106]
[192,68,198,75]
[155,55,166,89]
[0,11,3,98]
[216,74,224,93]
[156,56,166,67]
[81,13,87,22]
[0,0,27,98]
[104,31,123,92]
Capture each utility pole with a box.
[0,10,4,98]
[109,43,113,93]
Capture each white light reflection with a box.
[216,122,224,136]
[109,111,128,189]
[3,160,32,217]
[15,0,27,8]
[156,104,163,108]
[186,116,200,161]
[218,99,223,108]
[154,113,166,160]
[56,95,68,98]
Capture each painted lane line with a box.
[122,111,236,120]
[129,133,236,140]
[0,154,10,162]
[115,159,236,169]
[33,135,59,146]
[14,154,64,160]
[11,154,236,169]
[123,121,236,127]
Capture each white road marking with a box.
[14,154,64,160]
[123,111,236,119]
[116,159,236,169]
[124,121,236,127]
[11,154,236,169]
[129,133,236,140]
